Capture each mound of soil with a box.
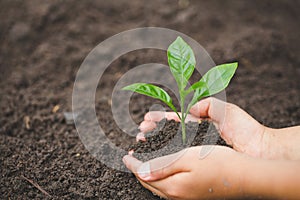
[130,119,228,162]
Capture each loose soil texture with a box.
[0,0,299,199]
[130,119,228,162]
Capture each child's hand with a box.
[125,98,300,199]
[123,145,244,200]
[138,97,267,158]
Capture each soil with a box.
[130,120,228,162]
[1,0,300,199]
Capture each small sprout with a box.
[122,36,238,143]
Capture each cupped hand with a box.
[124,98,300,199]
[138,97,267,158]
[123,145,246,200]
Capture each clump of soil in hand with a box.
[129,119,230,162]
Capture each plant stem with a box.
[181,117,186,144]
[180,91,186,144]
[184,101,194,122]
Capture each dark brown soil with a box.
[1,0,299,199]
[130,119,228,162]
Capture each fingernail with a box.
[128,150,134,156]
[136,132,146,142]
[138,162,151,180]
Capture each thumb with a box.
[136,149,188,181]
[189,97,227,127]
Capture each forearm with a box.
[242,156,300,199]
[264,126,300,160]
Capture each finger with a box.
[136,132,146,142]
[123,150,186,181]
[144,111,180,122]
[123,155,167,199]
[190,97,226,125]
[185,113,201,123]
[144,111,199,123]
[138,113,199,141]
[123,155,168,199]
[139,121,157,133]
[123,155,143,173]
[137,178,168,199]
[136,149,189,181]
[141,171,191,199]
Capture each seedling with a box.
[122,37,237,143]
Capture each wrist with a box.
[260,126,277,159]
[261,126,300,160]
[241,156,300,199]
[220,152,251,198]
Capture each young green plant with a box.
[122,36,238,143]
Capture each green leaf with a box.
[122,83,177,112]
[190,62,238,106]
[167,36,196,90]
[185,80,207,94]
